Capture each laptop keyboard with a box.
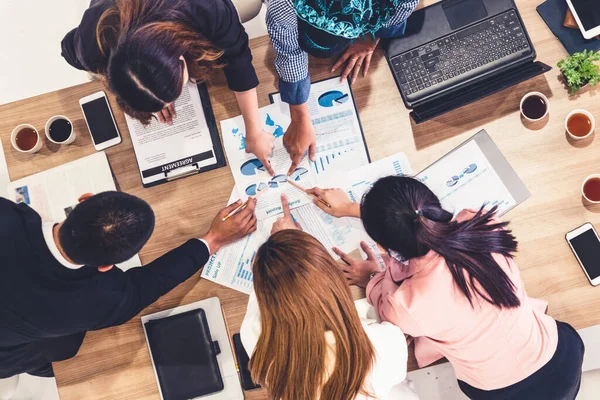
[391,10,531,98]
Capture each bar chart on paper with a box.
[311,147,367,175]
[233,252,255,293]
[416,140,517,216]
[202,232,265,295]
[345,156,412,202]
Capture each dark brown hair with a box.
[250,230,375,400]
[96,0,224,124]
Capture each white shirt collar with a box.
[41,222,83,270]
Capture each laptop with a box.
[384,0,552,124]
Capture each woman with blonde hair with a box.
[240,196,418,400]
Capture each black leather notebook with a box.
[145,308,224,400]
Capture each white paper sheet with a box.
[0,138,10,198]
[271,77,370,180]
[416,140,516,215]
[318,152,413,201]
[203,154,412,294]
[221,104,316,220]
[6,152,141,271]
[202,215,274,294]
[124,83,218,186]
[202,202,360,294]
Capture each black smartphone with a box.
[566,222,600,286]
[232,333,260,391]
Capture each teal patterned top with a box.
[293,0,406,39]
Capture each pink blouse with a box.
[366,210,558,391]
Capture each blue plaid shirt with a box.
[267,0,419,104]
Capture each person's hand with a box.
[284,106,316,175]
[306,187,360,218]
[202,198,257,253]
[271,195,301,234]
[333,241,382,288]
[331,36,380,84]
[155,104,176,125]
[245,125,275,175]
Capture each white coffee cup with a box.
[45,115,76,145]
[582,174,600,204]
[565,109,595,140]
[520,92,550,122]
[11,124,43,153]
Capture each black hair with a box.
[361,176,520,309]
[59,191,155,267]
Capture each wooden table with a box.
[1,0,599,398]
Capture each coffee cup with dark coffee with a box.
[45,115,76,145]
[11,124,43,153]
[520,92,549,122]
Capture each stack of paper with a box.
[271,77,371,181]
[202,150,412,295]
[221,104,315,220]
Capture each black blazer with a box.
[61,0,259,92]
[0,198,210,378]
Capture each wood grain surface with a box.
[1,1,599,398]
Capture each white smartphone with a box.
[566,223,600,286]
[566,0,600,40]
[79,91,122,151]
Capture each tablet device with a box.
[566,0,600,39]
[232,334,261,391]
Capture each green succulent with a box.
[558,50,600,94]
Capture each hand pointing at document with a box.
[284,104,316,176]
[271,195,302,234]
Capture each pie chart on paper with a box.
[318,90,349,107]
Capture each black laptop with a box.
[384,0,551,123]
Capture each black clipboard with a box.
[268,76,371,163]
[132,83,226,188]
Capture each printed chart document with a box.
[202,153,412,294]
[6,152,141,271]
[320,152,413,244]
[221,104,316,220]
[202,196,358,295]
[270,77,370,180]
[0,139,10,198]
[319,152,413,202]
[124,83,225,187]
[416,139,516,216]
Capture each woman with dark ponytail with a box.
[308,176,584,400]
[61,0,277,174]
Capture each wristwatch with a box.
[369,266,385,281]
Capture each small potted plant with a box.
[558,50,600,94]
